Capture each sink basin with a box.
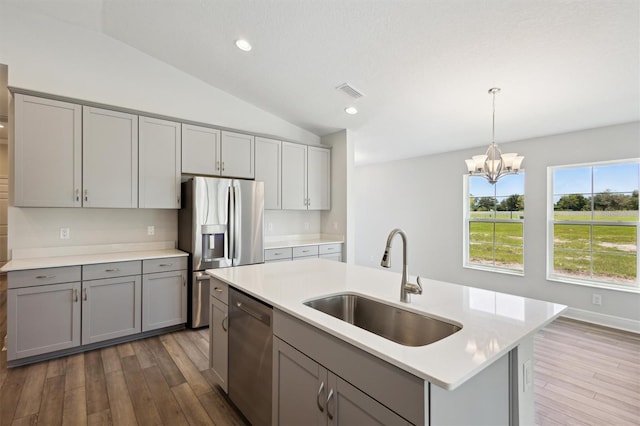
[304,293,461,347]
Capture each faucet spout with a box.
[380,228,423,303]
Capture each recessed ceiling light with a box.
[235,39,252,52]
[345,106,358,115]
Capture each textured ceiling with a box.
[5,0,640,164]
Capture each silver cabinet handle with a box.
[221,161,225,172]
[221,315,228,332]
[73,289,78,302]
[274,252,282,256]
[75,188,80,202]
[84,189,88,202]
[302,250,310,253]
[326,389,335,420]
[36,275,55,279]
[216,161,220,171]
[213,287,224,293]
[316,381,325,412]
[158,263,173,267]
[82,288,88,301]
[104,268,120,272]
[307,198,311,207]
[326,247,334,251]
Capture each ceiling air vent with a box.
[336,83,364,99]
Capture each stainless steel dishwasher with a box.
[228,288,273,426]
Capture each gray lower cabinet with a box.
[81,275,142,344]
[142,269,187,332]
[209,297,229,392]
[209,278,229,392]
[7,281,82,361]
[7,257,187,364]
[273,337,410,426]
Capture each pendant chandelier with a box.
[465,88,524,184]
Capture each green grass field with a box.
[468,215,638,283]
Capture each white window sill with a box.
[547,275,640,294]
[464,263,524,277]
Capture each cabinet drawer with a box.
[292,245,319,258]
[265,248,292,261]
[82,261,141,280]
[319,243,342,255]
[210,278,229,304]
[143,256,188,274]
[8,266,82,289]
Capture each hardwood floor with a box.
[534,317,640,426]
[0,274,638,425]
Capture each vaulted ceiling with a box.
[5,0,639,164]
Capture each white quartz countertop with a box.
[207,259,566,390]
[1,249,188,272]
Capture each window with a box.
[464,173,525,274]
[548,160,639,290]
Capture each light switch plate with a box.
[147,226,155,236]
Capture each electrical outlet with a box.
[147,226,155,236]
[592,294,602,306]
[59,228,70,240]
[304,222,310,230]
[267,222,274,231]
[333,221,338,230]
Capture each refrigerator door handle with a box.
[226,185,233,264]
[232,185,239,260]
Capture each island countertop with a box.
[207,258,566,390]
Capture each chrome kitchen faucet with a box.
[381,228,423,303]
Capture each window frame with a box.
[546,159,640,293]
[463,173,525,276]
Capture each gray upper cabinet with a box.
[281,142,307,210]
[220,131,255,179]
[255,137,282,209]
[139,116,181,209]
[307,146,331,210]
[13,94,82,207]
[181,124,221,176]
[83,106,138,208]
[282,143,331,210]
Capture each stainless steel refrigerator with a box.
[178,176,264,328]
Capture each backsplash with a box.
[264,210,322,237]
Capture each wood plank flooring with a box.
[0,274,638,425]
[534,317,640,426]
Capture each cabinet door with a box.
[82,275,142,344]
[255,137,281,210]
[307,146,331,210]
[82,106,138,208]
[142,270,187,331]
[221,131,255,178]
[319,253,342,262]
[273,338,327,426]
[13,94,82,207]
[210,297,229,393]
[7,282,81,360]
[182,124,221,176]
[139,116,181,208]
[281,142,308,210]
[328,374,410,426]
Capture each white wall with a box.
[0,5,322,254]
[321,130,355,262]
[354,122,640,328]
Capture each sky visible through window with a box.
[554,163,639,198]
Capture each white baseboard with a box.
[563,307,640,334]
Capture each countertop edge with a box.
[1,249,188,272]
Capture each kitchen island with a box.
[208,258,566,425]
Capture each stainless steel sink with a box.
[304,293,461,347]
